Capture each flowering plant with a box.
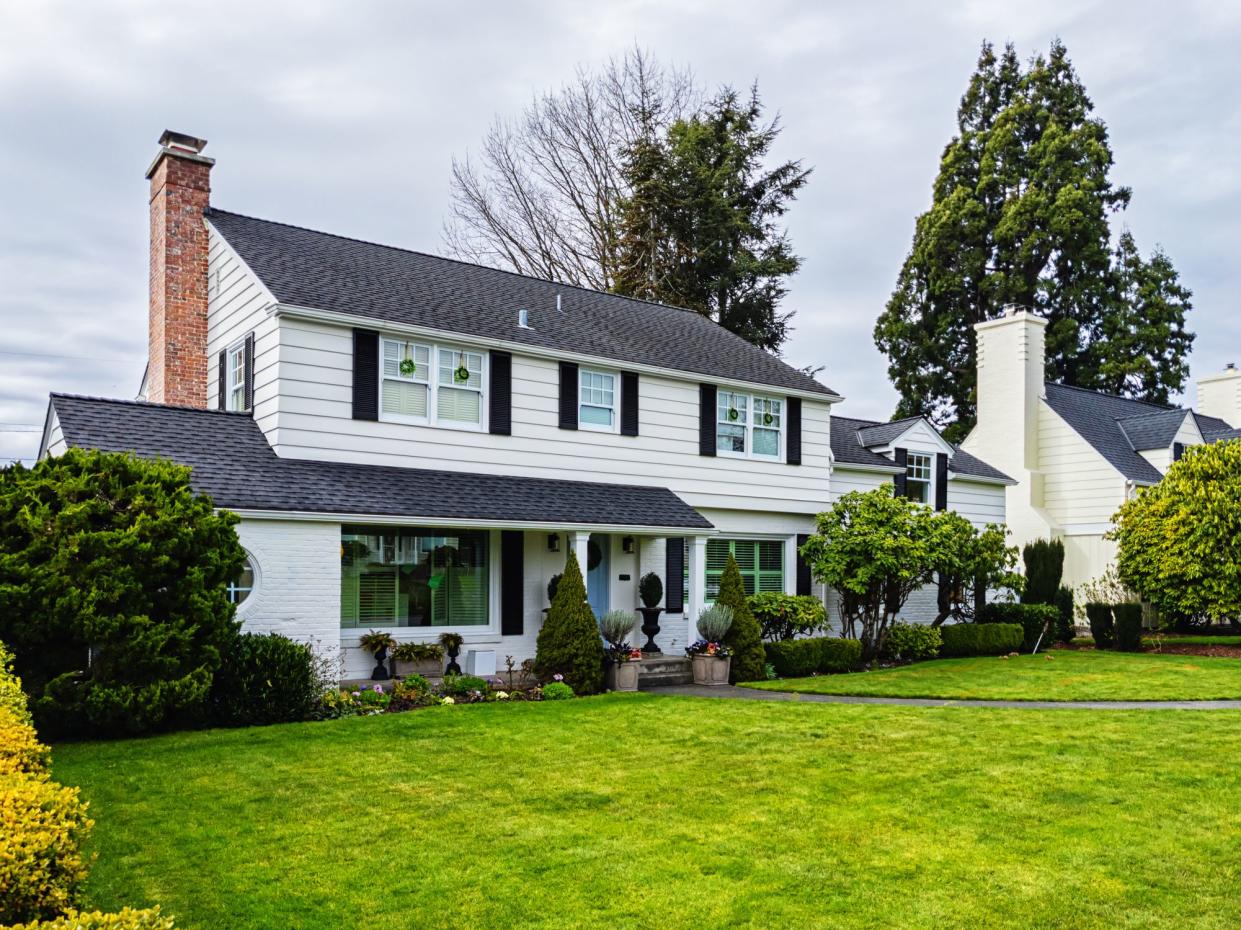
[609,645,643,664]
[684,639,731,658]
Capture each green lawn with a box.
[1148,634,1241,647]
[745,650,1241,701]
[54,696,1241,929]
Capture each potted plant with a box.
[359,630,397,681]
[637,572,664,653]
[599,609,641,691]
[439,632,464,675]
[686,605,733,686]
[391,641,445,677]
[542,573,562,615]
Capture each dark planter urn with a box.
[445,643,462,675]
[371,646,391,681]
[638,606,664,654]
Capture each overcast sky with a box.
[2,0,1238,463]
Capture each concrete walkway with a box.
[648,683,1241,710]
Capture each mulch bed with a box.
[1150,644,1241,659]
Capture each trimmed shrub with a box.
[208,633,319,727]
[541,681,575,701]
[534,552,605,695]
[940,623,1023,657]
[978,602,1059,651]
[883,623,942,661]
[638,572,663,609]
[439,675,490,697]
[716,554,766,683]
[1054,586,1076,644]
[1085,603,1115,650]
[1021,538,1065,605]
[0,641,29,723]
[0,773,94,924]
[1113,603,1144,652]
[7,907,175,929]
[747,593,828,642]
[0,705,50,776]
[819,638,862,673]
[764,639,820,678]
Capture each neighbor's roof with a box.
[48,394,712,530]
[1043,382,1235,484]
[205,208,836,398]
[830,415,1011,482]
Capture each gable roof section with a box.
[205,209,835,398]
[1116,409,1191,451]
[48,394,712,530]
[830,415,1011,482]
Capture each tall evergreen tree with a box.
[875,40,1193,440]
[614,86,811,352]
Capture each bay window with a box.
[341,526,490,630]
[717,390,782,458]
[380,337,485,428]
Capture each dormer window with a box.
[381,337,485,429]
[903,452,932,503]
[717,390,782,459]
[226,341,247,412]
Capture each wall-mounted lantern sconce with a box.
[621,536,635,554]
[547,533,560,553]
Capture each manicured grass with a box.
[744,650,1241,701]
[1148,634,1241,647]
[54,696,1241,929]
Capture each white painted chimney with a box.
[1196,364,1241,428]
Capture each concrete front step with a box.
[636,655,693,690]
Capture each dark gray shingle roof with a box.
[49,395,712,530]
[830,415,1011,482]
[1116,409,1191,451]
[1203,427,1241,442]
[206,209,835,397]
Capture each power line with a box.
[0,349,135,364]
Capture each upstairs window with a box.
[380,338,484,428]
[903,452,932,504]
[579,369,616,430]
[226,342,247,412]
[717,391,782,459]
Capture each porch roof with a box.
[47,394,714,531]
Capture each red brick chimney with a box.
[146,130,213,407]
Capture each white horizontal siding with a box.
[1037,404,1125,525]
[947,479,1006,528]
[271,317,833,514]
[43,411,67,458]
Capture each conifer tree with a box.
[533,551,605,695]
[714,554,766,683]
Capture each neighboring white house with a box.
[961,308,1241,589]
[39,131,851,679]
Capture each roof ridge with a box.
[1116,408,1188,423]
[206,207,719,323]
[1045,381,1180,413]
[51,392,253,417]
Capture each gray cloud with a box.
[2,0,1238,463]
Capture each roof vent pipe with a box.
[556,293,563,314]
[518,309,531,329]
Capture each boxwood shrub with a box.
[209,633,320,727]
[764,637,861,677]
[882,623,942,661]
[1112,603,1144,652]
[939,622,1023,657]
[978,602,1060,651]
[5,907,174,929]
[820,638,862,673]
[1085,603,1115,650]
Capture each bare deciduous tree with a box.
[445,47,698,291]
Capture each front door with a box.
[586,534,609,618]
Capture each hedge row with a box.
[764,637,861,677]
[0,641,170,928]
[939,623,1024,657]
[1085,602,1143,652]
[978,602,1061,651]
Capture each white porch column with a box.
[784,535,800,595]
[686,535,708,642]
[567,530,590,584]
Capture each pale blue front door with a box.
[586,534,609,618]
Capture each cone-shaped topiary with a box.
[533,551,605,695]
[714,554,766,682]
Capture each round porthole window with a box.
[227,554,257,606]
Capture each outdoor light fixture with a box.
[622,536,635,554]
[547,533,560,553]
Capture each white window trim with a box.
[578,367,619,434]
[226,339,247,412]
[379,337,488,433]
[227,549,260,618]
[905,451,933,505]
[716,390,783,460]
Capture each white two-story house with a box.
[39,131,845,678]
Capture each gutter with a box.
[227,508,718,536]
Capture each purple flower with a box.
[553,673,564,682]
[373,684,384,693]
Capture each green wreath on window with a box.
[399,358,417,376]
[763,412,774,425]
[727,407,739,421]
[454,363,471,383]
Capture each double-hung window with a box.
[380,338,485,428]
[717,390,782,458]
[904,452,932,504]
[579,369,616,430]
[683,538,785,602]
[226,342,247,412]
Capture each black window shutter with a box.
[620,371,639,437]
[786,397,802,465]
[893,447,908,497]
[699,384,717,456]
[1173,442,1185,462]
[500,530,524,636]
[559,361,579,430]
[352,328,379,421]
[935,452,949,510]
[664,538,685,613]
[489,351,512,436]
[216,350,226,410]
[243,333,255,413]
[795,533,812,596]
